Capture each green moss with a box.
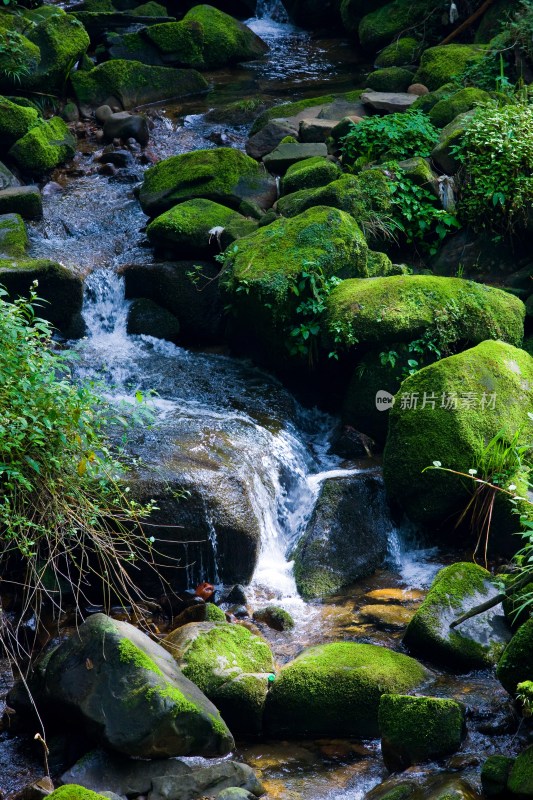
[414,44,487,92]
[403,563,504,670]
[132,1,168,15]
[0,31,40,92]
[254,606,295,631]
[394,156,436,190]
[83,0,115,10]
[181,5,267,69]
[265,642,428,738]
[481,755,515,797]
[146,198,244,255]
[8,116,75,175]
[497,618,533,694]
[145,682,203,717]
[431,110,475,174]
[145,20,205,67]
[359,0,441,52]
[71,59,208,109]
[26,13,90,93]
[250,90,363,135]
[382,341,533,532]
[48,786,109,800]
[379,694,464,766]
[429,87,491,128]
[282,156,341,195]
[367,67,414,92]
[0,186,42,220]
[205,603,226,622]
[324,274,525,350]
[367,250,398,276]
[508,745,533,797]
[118,638,164,676]
[340,0,389,34]
[409,83,456,114]
[0,95,39,149]
[375,37,421,68]
[0,213,28,257]
[139,146,270,217]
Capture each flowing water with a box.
[1,5,524,799]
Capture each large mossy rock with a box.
[71,59,208,110]
[431,111,475,175]
[414,44,487,92]
[0,257,82,334]
[26,12,90,93]
[139,147,276,217]
[293,473,391,599]
[0,185,42,219]
[0,30,41,92]
[281,156,341,195]
[9,116,75,175]
[507,745,533,798]
[0,96,39,149]
[324,275,525,350]
[30,613,234,758]
[358,0,443,52]
[146,198,250,257]
[375,37,421,67]
[221,206,368,362]
[145,5,267,69]
[0,213,28,257]
[403,563,511,670]
[47,787,108,800]
[163,621,275,736]
[264,642,429,738]
[497,618,533,695]
[275,172,391,222]
[379,694,465,770]
[429,87,491,128]
[481,755,515,798]
[382,341,533,536]
[340,0,390,34]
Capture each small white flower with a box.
[433,460,442,467]
[509,484,517,492]
[468,469,478,476]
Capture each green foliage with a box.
[0,284,158,636]
[507,0,533,65]
[452,102,533,237]
[381,163,460,254]
[341,111,439,168]
[286,262,345,364]
[0,30,32,84]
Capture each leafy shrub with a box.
[341,112,439,169]
[452,102,533,237]
[0,285,157,644]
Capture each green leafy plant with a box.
[0,284,163,652]
[286,261,344,365]
[0,30,31,84]
[341,112,439,169]
[452,101,533,238]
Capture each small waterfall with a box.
[255,0,289,22]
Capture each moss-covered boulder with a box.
[139,147,276,217]
[146,198,249,256]
[147,5,268,69]
[163,621,274,736]
[293,473,391,599]
[0,96,39,149]
[31,613,233,758]
[403,563,511,670]
[221,206,368,362]
[379,694,465,770]
[253,606,294,632]
[71,59,208,110]
[414,44,486,92]
[264,642,429,738]
[8,117,75,175]
[0,185,42,219]
[340,0,390,34]
[0,213,28,257]
[497,618,533,695]
[324,275,525,350]
[249,90,363,136]
[431,110,475,174]
[375,37,421,68]
[508,745,533,798]
[367,67,414,93]
[281,156,341,195]
[382,341,533,535]
[0,31,41,92]
[132,1,168,14]
[26,13,90,93]
[0,257,82,334]
[481,755,515,798]
[48,787,109,800]
[429,87,491,128]
[358,0,442,52]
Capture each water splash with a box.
[256,0,289,22]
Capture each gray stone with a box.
[103,112,149,146]
[0,161,20,191]
[39,614,234,758]
[0,186,42,220]
[245,120,299,160]
[263,142,328,174]
[299,118,338,143]
[317,100,366,120]
[361,91,418,113]
[293,472,391,599]
[431,111,475,175]
[61,749,264,800]
[217,790,256,800]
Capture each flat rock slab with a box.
[299,118,339,143]
[361,91,419,112]
[245,119,299,160]
[263,142,328,174]
[61,748,264,800]
[318,100,367,119]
